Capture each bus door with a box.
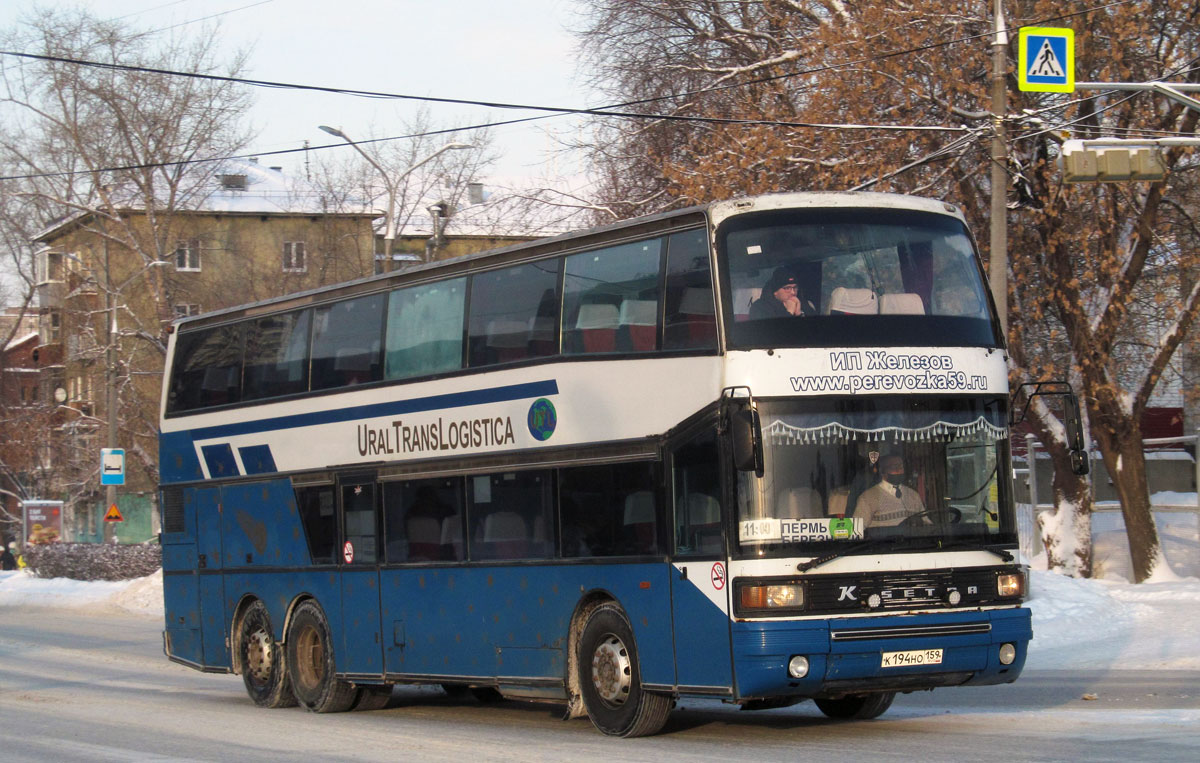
[194,486,228,667]
[338,473,384,678]
[669,427,734,692]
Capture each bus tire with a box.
[814,691,895,720]
[285,599,357,713]
[237,600,297,708]
[577,603,671,737]
[353,685,392,711]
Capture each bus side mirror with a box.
[1063,392,1090,476]
[1011,381,1090,477]
[730,404,764,478]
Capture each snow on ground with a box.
[0,568,163,616]
[1,565,1197,672]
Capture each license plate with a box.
[881,648,943,668]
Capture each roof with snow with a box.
[3,332,39,353]
[33,159,378,244]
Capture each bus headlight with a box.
[788,655,810,678]
[998,643,1017,665]
[997,572,1025,598]
[739,583,805,613]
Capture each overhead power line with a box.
[0,0,1151,183]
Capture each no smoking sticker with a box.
[711,562,726,590]
[343,541,354,564]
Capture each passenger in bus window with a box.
[748,268,814,319]
[852,453,926,527]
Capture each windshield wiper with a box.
[796,539,892,573]
[932,540,1015,562]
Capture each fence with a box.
[1014,434,1200,577]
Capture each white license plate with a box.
[881,648,943,668]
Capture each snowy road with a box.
[0,608,1197,762]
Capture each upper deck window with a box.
[468,261,560,367]
[563,239,663,354]
[168,324,244,412]
[720,208,999,349]
[385,277,466,380]
[310,293,385,390]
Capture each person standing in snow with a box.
[1,543,17,571]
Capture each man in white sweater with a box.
[853,453,926,527]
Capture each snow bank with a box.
[0,568,163,616]
[1025,569,1200,671]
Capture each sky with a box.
[0,0,592,179]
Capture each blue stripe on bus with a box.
[201,443,240,478]
[187,379,560,441]
[238,445,278,475]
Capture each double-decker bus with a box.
[159,191,1056,737]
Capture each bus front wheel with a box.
[814,691,895,720]
[577,603,671,737]
[237,600,297,708]
[285,600,357,713]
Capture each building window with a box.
[36,251,65,283]
[40,311,61,344]
[173,304,202,319]
[174,240,201,271]
[283,241,307,273]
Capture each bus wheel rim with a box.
[246,627,272,685]
[591,634,632,706]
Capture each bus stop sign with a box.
[1019,27,1074,93]
[101,448,125,486]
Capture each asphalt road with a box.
[0,608,1196,762]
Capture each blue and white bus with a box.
[160,192,1049,736]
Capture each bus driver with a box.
[853,453,926,527]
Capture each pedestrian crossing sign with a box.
[1019,27,1074,93]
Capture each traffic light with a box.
[1060,140,1167,182]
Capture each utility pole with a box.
[104,238,117,543]
[990,0,1009,336]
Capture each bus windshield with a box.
[719,207,1000,348]
[735,397,1015,558]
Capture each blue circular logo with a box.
[527,398,557,441]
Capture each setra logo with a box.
[527,398,557,441]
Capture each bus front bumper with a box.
[730,606,1031,700]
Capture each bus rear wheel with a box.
[238,600,296,708]
[577,603,671,737]
[814,691,895,720]
[352,684,392,711]
[285,599,357,713]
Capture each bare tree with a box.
[0,7,253,514]
[310,109,499,265]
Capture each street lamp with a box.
[318,125,474,271]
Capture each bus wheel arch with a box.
[233,596,297,708]
[565,591,619,720]
[572,597,671,737]
[285,598,357,713]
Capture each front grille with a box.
[831,622,992,641]
[800,567,1009,615]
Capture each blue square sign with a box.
[1019,27,1074,93]
[101,447,125,486]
